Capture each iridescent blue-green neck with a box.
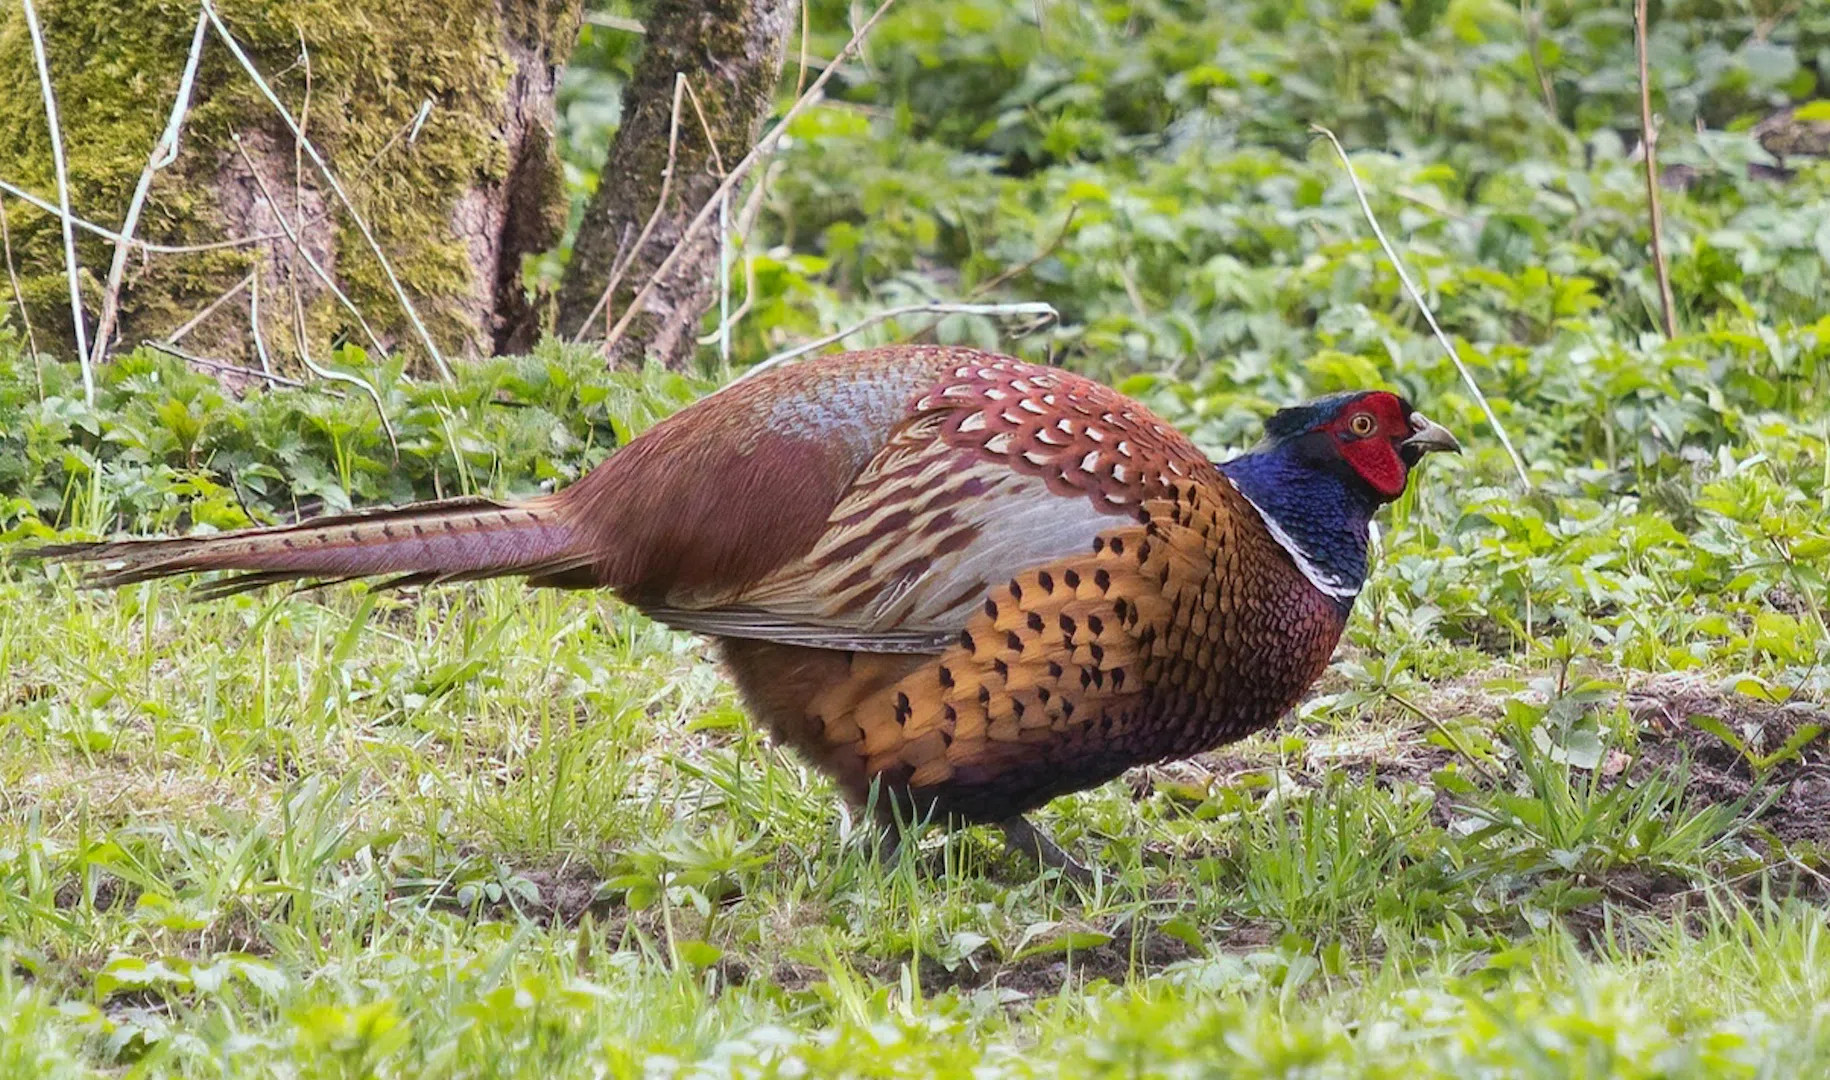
[1219,442,1377,611]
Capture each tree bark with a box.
[0,0,581,371]
[554,0,794,368]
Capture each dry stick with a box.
[973,203,1079,298]
[85,94,432,303]
[143,340,317,390]
[1311,125,1532,490]
[599,0,901,354]
[1385,689,1499,783]
[743,301,1058,382]
[1520,0,1558,115]
[251,100,436,241]
[598,223,637,342]
[695,161,777,348]
[293,27,311,228]
[0,89,478,265]
[781,4,812,362]
[571,73,690,344]
[352,102,434,188]
[0,175,291,254]
[676,76,734,366]
[249,270,275,376]
[700,238,757,355]
[230,134,390,361]
[679,78,728,177]
[902,204,1080,345]
[21,0,91,402]
[92,8,211,368]
[794,0,811,98]
[0,193,42,362]
[230,134,397,454]
[164,271,254,345]
[287,265,312,376]
[717,187,732,367]
[1634,0,1678,340]
[584,12,646,33]
[1753,0,1801,44]
[1,191,45,400]
[202,0,451,380]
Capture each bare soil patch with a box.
[898,918,1211,999]
[1167,669,1829,847]
[1625,674,1830,846]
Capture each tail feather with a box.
[33,495,592,595]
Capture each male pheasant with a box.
[39,346,1459,874]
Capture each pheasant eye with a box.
[1347,413,1377,437]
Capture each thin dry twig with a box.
[673,76,739,364]
[1310,124,1532,490]
[976,204,1079,299]
[203,0,450,379]
[287,263,312,374]
[716,187,732,367]
[349,101,434,189]
[1753,0,1801,43]
[229,133,397,455]
[572,73,691,344]
[230,133,390,361]
[92,8,211,368]
[295,349,397,458]
[143,339,319,390]
[146,97,370,365]
[701,223,753,357]
[1385,689,1500,783]
[599,0,901,353]
[743,301,1058,382]
[674,75,741,364]
[22,0,91,402]
[904,204,1079,345]
[598,223,637,341]
[1634,0,1679,340]
[794,0,811,98]
[164,270,254,346]
[0,88,438,272]
[293,27,311,228]
[584,12,646,33]
[0,193,42,364]
[695,159,779,349]
[0,176,289,253]
[679,77,728,178]
[249,270,275,376]
[1520,0,1558,116]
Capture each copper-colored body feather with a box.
[40,346,1393,834]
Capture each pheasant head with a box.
[1219,390,1460,607]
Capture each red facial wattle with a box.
[1340,436,1407,497]
[1326,392,1411,499]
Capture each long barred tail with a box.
[32,495,591,598]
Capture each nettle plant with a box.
[0,341,706,543]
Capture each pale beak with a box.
[1401,412,1462,460]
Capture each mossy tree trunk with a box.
[0,0,582,371]
[554,0,794,368]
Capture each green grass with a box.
[5,0,1830,1072]
[1,518,1827,1074]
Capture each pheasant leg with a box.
[998,816,1093,883]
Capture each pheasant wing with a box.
[648,356,1213,655]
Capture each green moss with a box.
[0,0,579,370]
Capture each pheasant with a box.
[38,346,1459,875]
